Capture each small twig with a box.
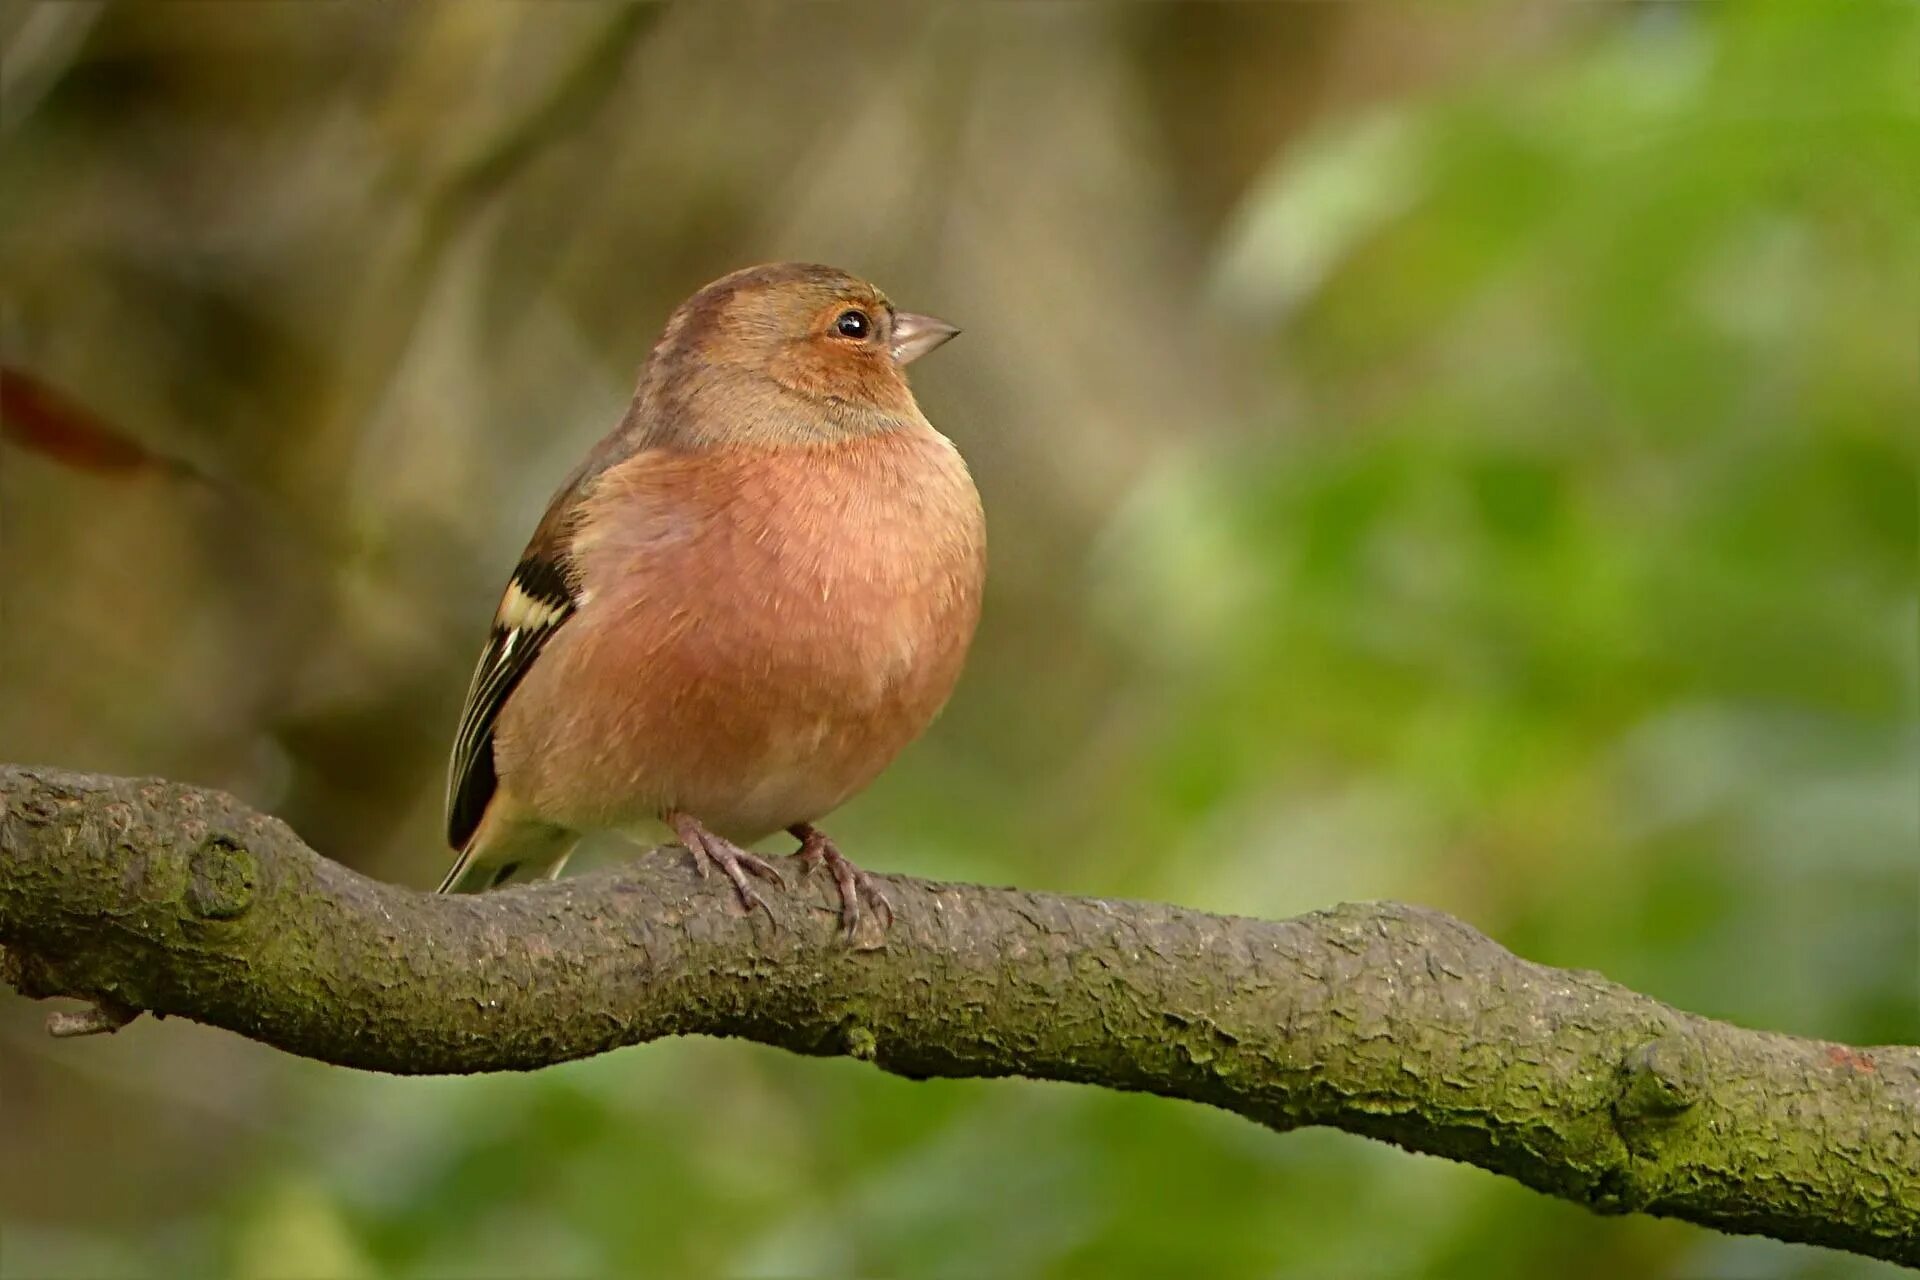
[46,996,141,1039]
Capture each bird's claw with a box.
[793,825,893,942]
[672,814,785,919]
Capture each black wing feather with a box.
[445,554,577,850]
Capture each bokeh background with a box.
[3,3,1915,1277]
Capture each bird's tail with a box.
[436,816,579,893]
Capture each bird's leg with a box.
[789,823,894,940]
[668,811,786,918]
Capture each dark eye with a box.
[834,309,871,339]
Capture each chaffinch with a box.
[437,263,984,936]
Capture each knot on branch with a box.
[1587,1030,1712,1214]
[1609,1028,1709,1181]
[1616,1030,1708,1123]
[187,834,255,921]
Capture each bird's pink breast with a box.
[494,427,985,841]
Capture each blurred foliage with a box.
[1,3,1914,1278]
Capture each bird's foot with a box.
[669,811,786,918]
[790,823,893,941]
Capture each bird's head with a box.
[639,263,959,443]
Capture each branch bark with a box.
[2,764,1914,1265]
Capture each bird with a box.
[435,262,985,937]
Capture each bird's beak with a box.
[890,312,961,366]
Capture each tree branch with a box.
[1,765,1914,1264]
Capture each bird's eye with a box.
[834,309,871,340]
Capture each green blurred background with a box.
[2,3,1915,1277]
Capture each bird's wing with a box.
[444,479,591,855]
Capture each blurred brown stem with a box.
[1,764,1914,1265]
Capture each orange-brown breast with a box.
[491,425,986,841]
